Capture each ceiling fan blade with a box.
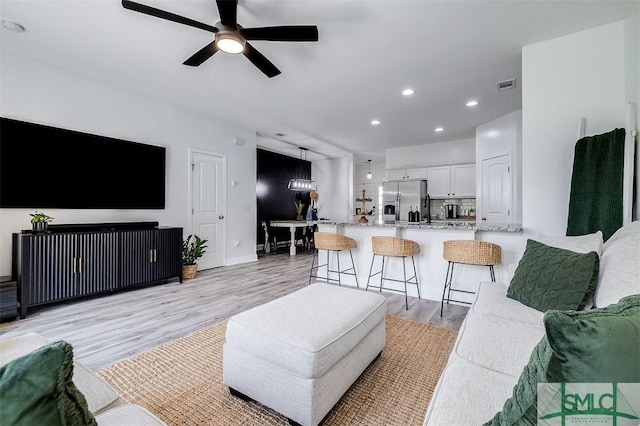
[216,0,238,29]
[243,42,281,78]
[241,26,319,42]
[183,41,219,67]
[122,0,218,33]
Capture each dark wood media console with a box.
[12,222,183,319]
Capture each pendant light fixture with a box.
[288,147,316,191]
[366,160,373,180]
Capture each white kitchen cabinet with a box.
[385,167,427,181]
[426,164,475,198]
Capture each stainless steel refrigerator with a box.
[382,180,429,223]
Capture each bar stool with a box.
[366,236,421,310]
[441,240,502,316]
[309,232,359,287]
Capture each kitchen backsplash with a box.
[431,198,476,220]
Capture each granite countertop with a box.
[317,220,522,233]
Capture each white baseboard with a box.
[226,254,258,266]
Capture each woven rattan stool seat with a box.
[366,236,421,310]
[440,240,502,317]
[309,232,359,287]
[442,240,501,266]
[372,236,420,257]
[314,232,358,251]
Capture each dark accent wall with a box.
[256,148,311,245]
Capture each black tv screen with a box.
[0,117,166,209]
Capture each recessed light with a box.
[1,20,25,33]
[465,100,478,107]
[435,127,444,132]
[371,119,381,126]
[402,88,415,96]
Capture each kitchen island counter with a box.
[315,220,525,305]
[316,220,522,233]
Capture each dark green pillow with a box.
[483,336,552,425]
[507,239,599,312]
[545,294,640,383]
[0,340,97,426]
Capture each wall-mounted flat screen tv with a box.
[0,117,166,209]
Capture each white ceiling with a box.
[1,0,638,162]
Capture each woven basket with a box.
[372,236,420,257]
[442,240,501,265]
[182,264,198,280]
[314,232,358,251]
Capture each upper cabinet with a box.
[385,167,427,181]
[426,164,475,198]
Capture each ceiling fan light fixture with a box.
[216,32,245,54]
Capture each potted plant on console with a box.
[182,234,208,280]
[29,211,54,233]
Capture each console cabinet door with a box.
[153,228,182,281]
[76,232,119,296]
[119,230,157,287]
[119,228,182,287]
[25,233,79,305]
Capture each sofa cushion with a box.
[535,230,603,256]
[453,311,545,377]
[225,283,387,379]
[545,294,640,383]
[507,239,599,311]
[593,222,640,308]
[482,336,551,425]
[0,340,97,426]
[95,404,166,426]
[0,332,119,414]
[472,281,544,325]
[423,359,518,426]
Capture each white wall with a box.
[354,160,385,184]
[476,109,523,224]
[0,53,259,276]
[312,156,352,223]
[522,18,639,236]
[385,138,475,170]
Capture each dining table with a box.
[268,220,315,256]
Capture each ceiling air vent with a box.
[497,78,517,91]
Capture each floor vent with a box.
[497,78,517,91]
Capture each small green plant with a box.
[182,234,208,265]
[29,211,54,223]
[294,201,305,215]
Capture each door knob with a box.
[218,215,225,219]
[482,217,487,221]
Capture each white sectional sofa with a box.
[0,332,165,425]
[424,221,640,425]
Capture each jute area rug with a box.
[97,316,457,426]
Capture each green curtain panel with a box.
[566,128,625,241]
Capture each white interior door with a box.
[480,153,512,224]
[191,151,225,269]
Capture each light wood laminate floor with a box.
[0,250,469,370]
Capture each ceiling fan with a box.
[121,0,319,78]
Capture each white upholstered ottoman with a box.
[222,282,387,426]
